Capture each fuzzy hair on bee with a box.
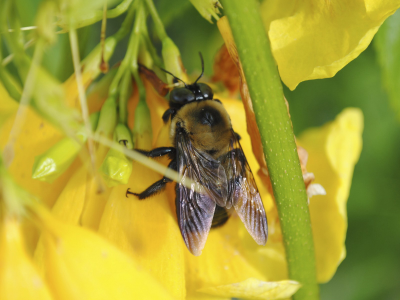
[127,53,268,256]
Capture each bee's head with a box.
[162,52,214,106]
[169,82,213,104]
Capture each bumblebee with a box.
[127,54,268,256]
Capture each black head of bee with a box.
[162,53,214,107]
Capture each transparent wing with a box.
[175,131,228,255]
[222,130,268,245]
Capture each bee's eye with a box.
[170,87,195,103]
[197,83,213,100]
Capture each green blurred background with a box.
[4,1,400,299]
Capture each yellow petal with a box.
[98,162,186,300]
[63,68,95,109]
[297,108,363,282]
[35,146,111,271]
[187,295,230,300]
[0,108,78,209]
[33,205,175,300]
[185,218,268,298]
[206,209,288,283]
[0,218,53,300]
[94,75,185,298]
[261,0,400,90]
[0,108,80,253]
[198,278,301,300]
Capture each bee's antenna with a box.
[160,68,188,88]
[194,52,204,84]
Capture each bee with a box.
[127,54,268,256]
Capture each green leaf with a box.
[374,9,400,122]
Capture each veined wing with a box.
[175,130,228,255]
[222,130,268,245]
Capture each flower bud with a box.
[161,37,188,84]
[100,139,132,187]
[32,112,100,183]
[115,123,134,149]
[133,100,152,150]
[95,96,117,137]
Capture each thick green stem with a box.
[222,1,319,299]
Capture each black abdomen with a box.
[211,205,230,228]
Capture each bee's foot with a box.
[126,188,139,198]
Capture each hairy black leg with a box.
[135,147,176,160]
[126,159,177,200]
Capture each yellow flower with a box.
[1,75,362,299]
[297,108,363,283]
[0,217,52,300]
[260,0,400,90]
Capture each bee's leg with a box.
[135,147,176,160]
[234,132,241,141]
[162,108,176,123]
[126,159,177,200]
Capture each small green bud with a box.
[115,123,134,149]
[161,37,187,84]
[133,100,152,150]
[89,111,101,131]
[100,147,132,187]
[32,112,100,182]
[32,137,82,183]
[81,36,118,80]
[86,68,118,104]
[95,96,118,136]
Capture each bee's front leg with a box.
[126,159,177,200]
[135,147,176,160]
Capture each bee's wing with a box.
[222,130,268,245]
[175,132,228,256]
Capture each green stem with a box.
[0,66,22,101]
[69,28,98,179]
[68,0,134,29]
[109,2,144,97]
[144,0,167,40]
[3,38,45,167]
[119,70,131,124]
[1,0,30,80]
[222,1,319,299]
[113,0,138,41]
[141,30,163,68]
[129,2,146,72]
[107,0,134,18]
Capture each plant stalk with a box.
[222,1,319,299]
